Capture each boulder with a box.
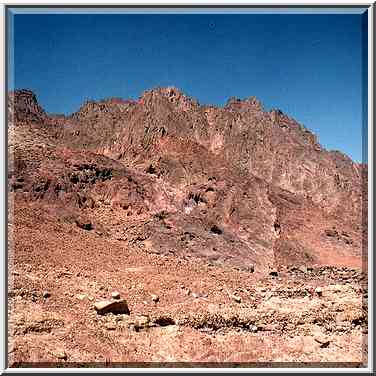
[94,299,130,315]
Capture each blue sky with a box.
[8,11,367,162]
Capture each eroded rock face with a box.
[8,88,366,272]
[8,90,46,124]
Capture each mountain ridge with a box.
[9,87,363,163]
[8,87,366,271]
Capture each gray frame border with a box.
[1,2,374,374]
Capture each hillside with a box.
[7,88,368,366]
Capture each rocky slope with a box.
[7,87,368,366]
[8,87,366,273]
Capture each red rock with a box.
[8,87,365,273]
[94,300,130,315]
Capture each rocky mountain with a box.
[8,87,367,273]
[8,87,368,366]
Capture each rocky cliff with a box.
[8,87,366,272]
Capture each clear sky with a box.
[8,11,367,162]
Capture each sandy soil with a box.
[8,200,368,368]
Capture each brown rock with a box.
[299,266,308,273]
[314,337,331,348]
[233,295,241,303]
[53,351,67,360]
[269,270,278,277]
[111,291,120,299]
[315,287,323,297]
[94,300,130,315]
[42,291,50,298]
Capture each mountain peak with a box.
[8,89,46,123]
[139,86,199,110]
[225,96,263,111]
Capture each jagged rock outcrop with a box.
[8,87,366,272]
[8,89,46,124]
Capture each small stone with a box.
[314,337,331,348]
[75,219,93,231]
[262,323,278,332]
[192,293,199,299]
[111,291,121,299]
[248,264,255,273]
[186,289,191,296]
[151,294,159,303]
[94,300,130,315]
[299,266,308,273]
[315,287,323,296]
[77,294,87,300]
[54,351,67,360]
[233,295,241,303]
[249,324,258,332]
[269,270,278,277]
[332,284,344,293]
[42,291,50,298]
[137,315,150,327]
